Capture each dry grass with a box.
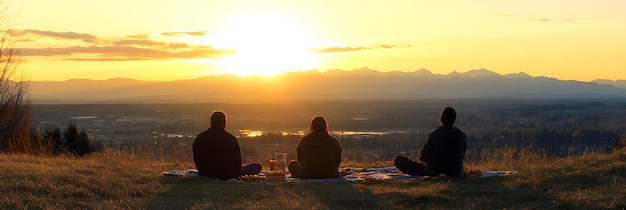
[1,147,625,209]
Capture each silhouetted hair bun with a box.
[440,107,456,128]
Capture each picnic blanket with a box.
[162,167,517,182]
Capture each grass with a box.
[1,148,626,209]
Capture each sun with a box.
[212,13,319,76]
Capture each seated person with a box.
[193,110,262,180]
[394,107,467,177]
[288,116,342,179]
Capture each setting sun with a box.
[212,13,319,76]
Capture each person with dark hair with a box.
[394,106,467,177]
[288,116,342,179]
[193,110,262,180]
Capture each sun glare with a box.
[213,13,319,76]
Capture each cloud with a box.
[490,13,569,23]
[311,46,367,53]
[160,31,207,36]
[127,34,151,39]
[13,29,237,61]
[380,44,411,49]
[113,39,164,47]
[21,45,237,61]
[12,28,411,61]
[311,44,410,53]
[9,29,102,44]
[112,39,190,50]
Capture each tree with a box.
[63,122,93,156]
[64,122,80,156]
[42,124,63,153]
[0,3,31,152]
[77,130,91,156]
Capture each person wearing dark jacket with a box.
[394,107,467,177]
[193,110,262,180]
[288,116,342,179]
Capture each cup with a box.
[269,159,277,171]
[274,152,287,171]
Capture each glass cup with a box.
[269,159,277,171]
[274,152,287,171]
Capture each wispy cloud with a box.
[160,31,207,36]
[12,29,236,61]
[68,45,235,61]
[13,29,408,61]
[311,46,367,53]
[112,40,190,50]
[20,45,236,61]
[127,34,151,39]
[489,13,571,23]
[311,45,410,53]
[10,29,102,44]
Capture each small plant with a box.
[611,134,626,152]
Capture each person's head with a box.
[439,107,456,129]
[210,110,227,129]
[310,116,328,133]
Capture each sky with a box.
[6,0,626,81]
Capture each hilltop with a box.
[1,148,625,209]
[29,68,626,104]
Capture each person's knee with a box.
[394,155,408,166]
[242,163,263,175]
[288,160,300,170]
[250,163,262,172]
[288,160,300,177]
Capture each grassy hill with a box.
[1,148,625,209]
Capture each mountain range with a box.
[28,68,626,104]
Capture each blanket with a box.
[162,167,517,182]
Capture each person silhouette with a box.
[192,110,262,180]
[288,116,342,179]
[394,106,467,177]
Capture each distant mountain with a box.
[28,68,626,104]
[592,79,626,89]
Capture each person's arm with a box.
[296,137,304,163]
[419,133,434,163]
[334,138,342,166]
[234,138,242,167]
[458,133,468,161]
[192,136,202,170]
[226,134,242,174]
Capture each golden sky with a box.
[8,0,626,81]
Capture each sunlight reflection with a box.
[238,130,264,137]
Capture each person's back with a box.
[193,126,241,180]
[289,116,342,179]
[192,110,261,180]
[297,131,342,178]
[419,126,467,176]
[394,106,467,177]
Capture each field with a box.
[2,147,625,209]
[11,99,626,209]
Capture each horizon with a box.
[26,68,626,105]
[21,68,626,83]
[8,1,626,82]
